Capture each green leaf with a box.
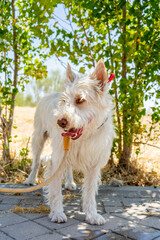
[79,67,85,74]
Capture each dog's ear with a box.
[65,63,76,83]
[90,59,108,90]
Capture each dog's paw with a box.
[23,178,35,186]
[86,213,106,225]
[65,181,77,191]
[49,212,67,223]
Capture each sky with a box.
[43,5,66,75]
[44,4,80,76]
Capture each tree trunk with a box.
[9,0,18,137]
[0,0,18,163]
[0,107,11,163]
[107,19,122,160]
[119,3,132,167]
[130,0,141,137]
[107,19,122,164]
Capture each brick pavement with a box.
[0,184,160,240]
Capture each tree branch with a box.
[54,53,80,73]
[63,6,74,33]
[137,37,157,80]
[78,6,95,67]
[133,141,160,150]
[53,13,71,26]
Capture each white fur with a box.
[23,97,76,191]
[24,60,115,225]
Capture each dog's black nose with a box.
[57,118,68,129]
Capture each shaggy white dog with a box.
[24,59,114,225]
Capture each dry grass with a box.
[0,106,160,186]
[10,205,50,214]
[10,191,81,214]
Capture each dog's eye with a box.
[75,98,85,104]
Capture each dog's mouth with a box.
[61,127,83,140]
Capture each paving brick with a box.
[124,204,148,214]
[114,224,160,240]
[65,206,103,220]
[101,186,160,199]
[96,232,131,240]
[64,198,81,206]
[0,231,14,240]
[71,211,86,222]
[140,217,160,230]
[64,204,81,216]
[1,197,21,205]
[0,204,15,211]
[104,206,124,214]
[100,188,141,198]
[28,232,63,240]
[142,201,160,213]
[100,214,129,230]
[57,222,108,239]
[153,237,160,240]
[2,220,50,240]
[34,215,80,230]
[102,197,122,207]
[140,190,160,198]
[114,212,148,221]
[144,201,160,208]
[20,198,42,207]
[64,201,81,207]
[121,198,143,207]
[147,208,160,214]
[17,212,47,220]
[0,212,27,227]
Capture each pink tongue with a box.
[61,132,76,137]
[61,128,83,138]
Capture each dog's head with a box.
[55,59,113,140]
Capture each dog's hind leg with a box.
[23,130,48,185]
[65,166,76,190]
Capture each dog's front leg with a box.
[82,168,106,225]
[47,154,67,223]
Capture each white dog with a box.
[24,59,114,225]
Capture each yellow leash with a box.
[0,136,70,193]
